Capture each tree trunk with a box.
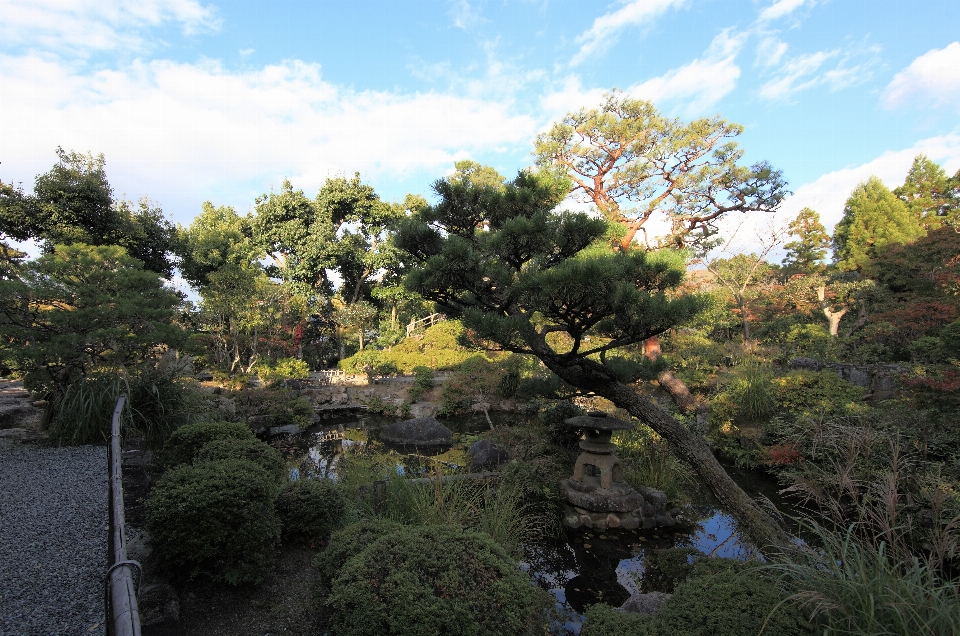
[818,285,847,337]
[535,347,793,554]
[644,336,697,414]
[737,297,751,341]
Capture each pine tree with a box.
[782,207,830,275]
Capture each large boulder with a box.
[468,440,511,470]
[379,416,453,448]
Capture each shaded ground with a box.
[143,545,325,636]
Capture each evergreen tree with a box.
[396,169,792,552]
[894,154,955,229]
[833,176,924,272]
[782,207,830,275]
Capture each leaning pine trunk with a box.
[538,349,794,555]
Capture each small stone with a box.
[655,514,676,528]
[641,517,656,530]
[583,543,592,549]
[605,516,620,529]
[620,516,640,530]
[580,515,594,528]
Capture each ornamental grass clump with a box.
[323,524,552,636]
[146,458,281,585]
[765,522,960,636]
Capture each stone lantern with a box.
[559,411,678,531]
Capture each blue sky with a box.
[2,0,959,243]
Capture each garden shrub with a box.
[146,458,281,585]
[341,320,485,374]
[645,565,812,636]
[324,524,552,636]
[770,370,865,417]
[159,420,254,469]
[314,519,404,593]
[275,478,346,544]
[194,437,286,484]
[407,365,435,402]
[580,603,650,636]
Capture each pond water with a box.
[278,415,785,635]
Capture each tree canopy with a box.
[833,176,924,272]
[533,91,789,249]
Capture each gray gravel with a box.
[0,442,107,636]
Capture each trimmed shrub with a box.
[158,420,254,469]
[257,357,310,384]
[324,524,552,636]
[646,565,812,636]
[231,388,315,429]
[146,458,281,585]
[194,437,286,484]
[581,603,650,636]
[314,519,404,593]
[276,478,346,544]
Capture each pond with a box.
[276,414,785,635]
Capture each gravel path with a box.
[0,442,107,636]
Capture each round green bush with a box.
[146,458,281,585]
[159,420,254,469]
[581,603,649,636]
[194,437,286,484]
[275,478,346,544]
[314,519,403,593]
[325,524,552,636]
[646,567,812,636]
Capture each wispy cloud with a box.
[570,0,687,67]
[882,42,960,111]
[448,0,484,30]
[755,36,789,68]
[759,42,878,102]
[757,0,813,23]
[0,0,221,54]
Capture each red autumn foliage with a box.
[764,442,803,466]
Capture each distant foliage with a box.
[256,357,310,384]
[146,458,280,585]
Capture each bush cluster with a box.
[320,523,552,636]
[194,436,286,483]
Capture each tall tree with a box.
[0,243,184,400]
[894,154,956,229]
[781,207,829,275]
[533,91,789,250]
[833,176,924,272]
[396,169,792,552]
[0,148,178,276]
[176,201,256,290]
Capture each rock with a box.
[268,424,301,437]
[408,402,438,418]
[560,479,644,512]
[620,591,672,616]
[380,417,453,448]
[139,583,181,627]
[655,513,676,528]
[468,440,511,470]
[196,369,214,381]
[635,486,668,508]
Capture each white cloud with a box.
[759,44,877,101]
[631,30,744,115]
[755,37,788,68]
[757,0,812,23]
[777,135,960,234]
[570,0,687,66]
[0,0,220,54]
[0,55,537,223]
[882,42,960,111]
